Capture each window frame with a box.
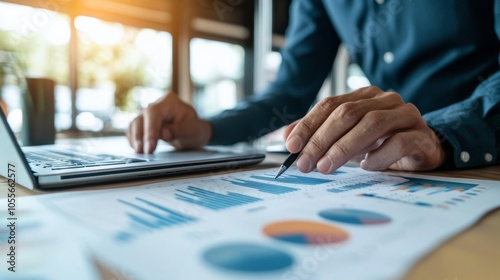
[0,0,293,135]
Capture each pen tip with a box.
[274,165,286,179]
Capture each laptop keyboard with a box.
[25,149,147,171]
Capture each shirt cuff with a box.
[427,120,497,169]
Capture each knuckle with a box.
[297,118,314,136]
[306,136,324,154]
[389,134,408,154]
[363,85,382,94]
[336,102,361,121]
[316,97,338,113]
[384,91,403,102]
[413,133,437,152]
[364,111,387,132]
[367,85,382,92]
[404,102,421,116]
[403,103,426,126]
[332,141,350,160]
[355,85,382,98]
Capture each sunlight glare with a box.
[75,16,124,45]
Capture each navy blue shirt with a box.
[208,0,500,169]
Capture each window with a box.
[0,0,268,141]
[346,63,370,92]
[75,16,172,131]
[266,51,282,84]
[0,2,70,132]
[190,38,244,118]
[0,1,173,134]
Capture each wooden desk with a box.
[1,154,499,279]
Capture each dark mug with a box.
[21,77,56,146]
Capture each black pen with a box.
[274,152,300,179]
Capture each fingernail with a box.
[296,154,312,172]
[360,160,369,170]
[318,156,332,174]
[287,135,303,153]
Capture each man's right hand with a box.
[127,92,212,154]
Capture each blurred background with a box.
[0,0,369,144]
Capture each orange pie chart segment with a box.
[262,220,349,245]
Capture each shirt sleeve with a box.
[423,0,500,168]
[424,72,500,168]
[207,0,341,145]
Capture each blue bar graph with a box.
[314,170,346,175]
[222,178,298,195]
[328,180,381,193]
[175,186,262,211]
[115,197,196,242]
[394,177,478,195]
[353,177,481,209]
[358,193,433,207]
[251,174,332,185]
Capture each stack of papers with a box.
[1,166,499,279]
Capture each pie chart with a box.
[203,243,294,273]
[262,220,349,245]
[203,242,294,272]
[319,208,391,225]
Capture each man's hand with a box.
[127,92,212,153]
[283,86,448,174]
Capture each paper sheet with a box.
[33,166,500,280]
[0,197,100,280]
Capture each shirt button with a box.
[460,151,470,163]
[383,52,394,64]
[376,0,385,4]
[484,153,493,162]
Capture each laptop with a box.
[0,111,265,190]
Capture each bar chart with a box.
[327,180,382,193]
[251,174,333,185]
[222,178,299,195]
[357,193,434,207]
[175,186,262,210]
[357,177,483,208]
[115,197,197,242]
[394,177,478,194]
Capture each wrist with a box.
[431,128,455,170]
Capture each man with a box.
[128,0,500,174]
